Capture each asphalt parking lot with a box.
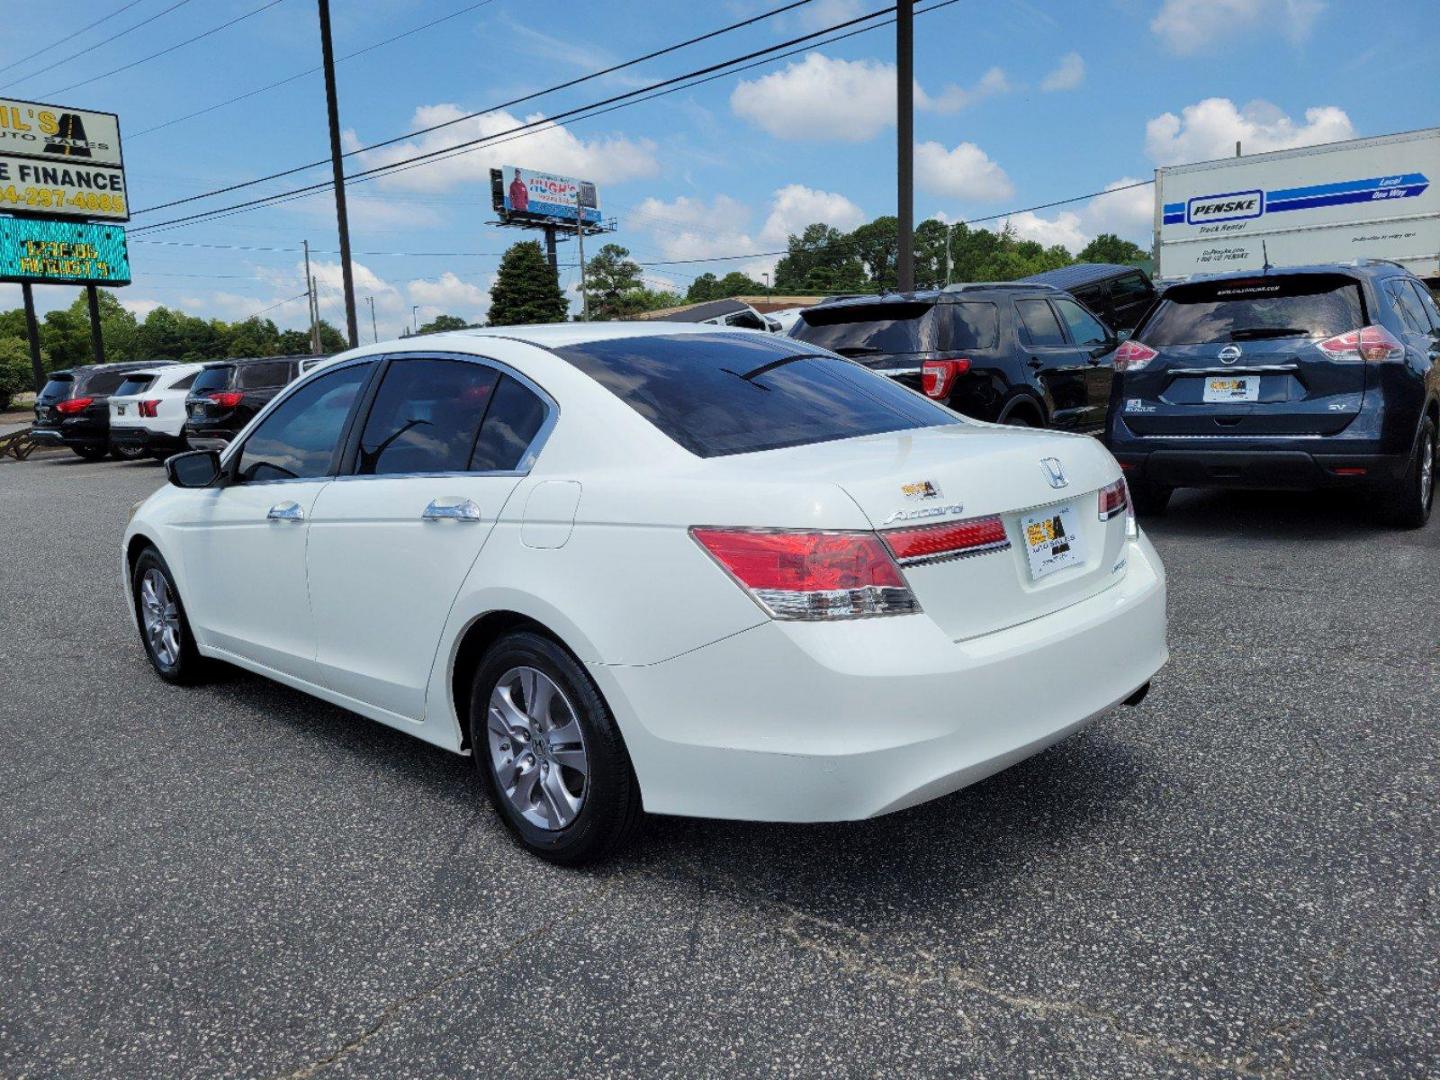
[1,451,1436,1079]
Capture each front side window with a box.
[1017,300,1066,346]
[357,358,500,476]
[1387,280,1429,333]
[554,333,958,458]
[234,363,370,483]
[1408,281,1440,331]
[1140,274,1364,346]
[1053,298,1110,346]
[235,360,293,389]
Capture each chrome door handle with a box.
[267,501,304,522]
[422,497,482,523]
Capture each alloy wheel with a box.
[139,568,182,669]
[1421,431,1435,512]
[486,666,589,831]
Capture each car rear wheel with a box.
[132,548,209,684]
[71,444,107,461]
[1381,417,1436,529]
[469,631,643,865]
[1130,480,1173,517]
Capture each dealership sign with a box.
[0,98,128,221]
[0,218,131,286]
[494,165,601,227]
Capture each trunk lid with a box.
[749,425,1130,640]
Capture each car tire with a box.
[1002,413,1034,428]
[71,444,107,461]
[1380,416,1436,530]
[111,442,148,461]
[132,547,209,685]
[469,631,643,865]
[1130,480,1173,517]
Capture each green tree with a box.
[849,216,900,288]
[315,319,347,353]
[224,316,281,358]
[584,244,643,320]
[418,313,471,334]
[277,328,312,354]
[773,223,865,294]
[488,241,568,326]
[685,273,722,303]
[1077,233,1148,265]
[0,336,36,409]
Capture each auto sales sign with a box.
[0,98,128,222]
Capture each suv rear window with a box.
[554,333,958,458]
[1141,274,1365,346]
[115,375,156,396]
[40,376,74,401]
[191,366,233,395]
[792,301,940,354]
[235,360,293,389]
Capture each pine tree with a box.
[488,241,567,326]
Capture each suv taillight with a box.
[1112,340,1158,372]
[207,391,245,409]
[1315,324,1404,362]
[139,399,161,418]
[691,527,919,620]
[55,396,94,415]
[920,357,971,399]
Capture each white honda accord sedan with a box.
[123,323,1167,863]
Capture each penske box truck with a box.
[1154,127,1439,283]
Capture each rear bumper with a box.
[595,534,1168,823]
[28,423,105,449]
[1114,446,1410,490]
[111,426,186,454]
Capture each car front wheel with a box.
[132,548,208,684]
[469,631,643,865]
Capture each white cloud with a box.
[1145,97,1355,165]
[118,297,163,319]
[1040,52,1085,92]
[988,210,1088,251]
[1151,0,1324,55]
[406,272,491,323]
[353,104,658,194]
[1084,177,1154,238]
[792,0,865,32]
[915,141,1014,202]
[759,184,864,245]
[730,53,1010,142]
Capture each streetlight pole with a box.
[575,187,589,322]
[317,0,359,348]
[895,0,915,293]
[366,296,378,343]
[412,305,419,334]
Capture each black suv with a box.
[1021,263,1158,332]
[788,284,1119,430]
[183,355,312,450]
[1105,261,1440,527]
[32,361,174,460]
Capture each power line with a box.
[129,0,499,139]
[43,0,289,98]
[0,0,149,78]
[132,0,822,216]
[0,0,198,91]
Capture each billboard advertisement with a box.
[496,166,601,227]
[0,97,128,221]
[0,218,131,286]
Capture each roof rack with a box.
[941,281,1060,293]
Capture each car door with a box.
[1052,296,1117,431]
[306,354,554,720]
[176,361,373,681]
[1015,298,1090,429]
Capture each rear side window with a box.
[1017,300,1066,346]
[1140,274,1364,346]
[171,371,199,391]
[1110,273,1153,306]
[235,360,293,389]
[356,358,500,476]
[943,303,999,350]
[191,366,233,395]
[80,370,130,396]
[235,363,370,483]
[115,375,156,396]
[1408,281,1440,331]
[554,333,959,458]
[469,376,547,472]
[790,301,940,355]
[1387,280,1429,333]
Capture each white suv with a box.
[109,363,206,461]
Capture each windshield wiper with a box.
[1229,327,1309,341]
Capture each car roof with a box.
[390,320,774,352]
[50,360,174,377]
[796,286,1055,316]
[1168,262,1414,289]
[1021,263,1147,289]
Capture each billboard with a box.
[0,218,131,286]
[0,97,128,221]
[493,166,601,227]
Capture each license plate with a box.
[116,405,126,415]
[188,403,202,417]
[1021,504,1085,581]
[1202,376,1260,403]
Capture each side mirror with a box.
[166,449,223,488]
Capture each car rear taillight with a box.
[690,527,919,620]
[920,357,971,399]
[55,396,94,415]
[139,399,161,418]
[207,391,245,408]
[1098,476,1138,539]
[881,516,1009,565]
[1112,340,1158,372]
[1315,324,1404,362]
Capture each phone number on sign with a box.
[0,186,126,215]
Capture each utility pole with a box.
[21,283,44,392]
[543,224,558,281]
[412,305,419,334]
[575,187,589,321]
[944,225,952,286]
[318,0,359,348]
[303,240,320,354]
[86,284,105,365]
[895,0,915,293]
[366,295,378,343]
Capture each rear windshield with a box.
[235,360,293,389]
[115,375,156,396]
[1140,274,1365,346]
[191,366,233,394]
[792,301,998,355]
[554,333,960,458]
[40,376,74,401]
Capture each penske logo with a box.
[1186,190,1263,224]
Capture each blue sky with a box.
[1,0,1436,338]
